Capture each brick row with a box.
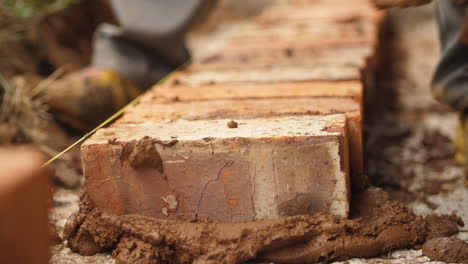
[82,0,385,222]
[84,115,349,221]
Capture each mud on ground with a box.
[50,4,467,264]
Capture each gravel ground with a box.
[368,4,467,235]
[50,4,467,264]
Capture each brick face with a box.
[153,81,363,103]
[170,64,361,85]
[224,21,379,53]
[212,41,376,64]
[83,115,350,221]
[257,3,382,25]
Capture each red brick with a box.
[0,147,49,264]
[206,42,374,66]
[169,64,362,86]
[257,3,382,25]
[227,19,379,50]
[82,114,350,222]
[153,81,363,103]
[201,46,372,68]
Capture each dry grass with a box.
[0,0,79,154]
[0,71,71,156]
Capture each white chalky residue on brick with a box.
[328,140,350,217]
[162,194,178,210]
[161,194,178,216]
[250,144,279,219]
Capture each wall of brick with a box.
[82,0,385,222]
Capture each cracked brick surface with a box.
[83,115,349,221]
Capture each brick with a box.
[227,19,379,49]
[0,147,49,264]
[82,114,350,222]
[197,48,372,69]
[206,42,374,65]
[257,3,382,25]
[169,64,361,86]
[218,41,375,65]
[118,97,363,174]
[124,97,361,122]
[153,81,363,104]
[201,45,371,67]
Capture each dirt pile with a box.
[63,188,462,263]
[422,236,468,263]
[424,214,464,240]
[64,193,122,256]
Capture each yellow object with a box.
[45,68,143,131]
[455,112,468,165]
[98,70,141,108]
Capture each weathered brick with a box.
[169,64,362,86]
[118,97,363,174]
[153,81,363,103]
[206,42,374,66]
[201,45,372,67]
[0,147,49,264]
[257,3,382,25]
[227,19,379,50]
[217,41,375,65]
[82,114,350,222]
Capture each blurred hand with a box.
[372,0,432,8]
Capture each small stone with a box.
[227,120,238,128]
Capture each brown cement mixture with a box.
[63,187,462,264]
[422,236,468,263]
